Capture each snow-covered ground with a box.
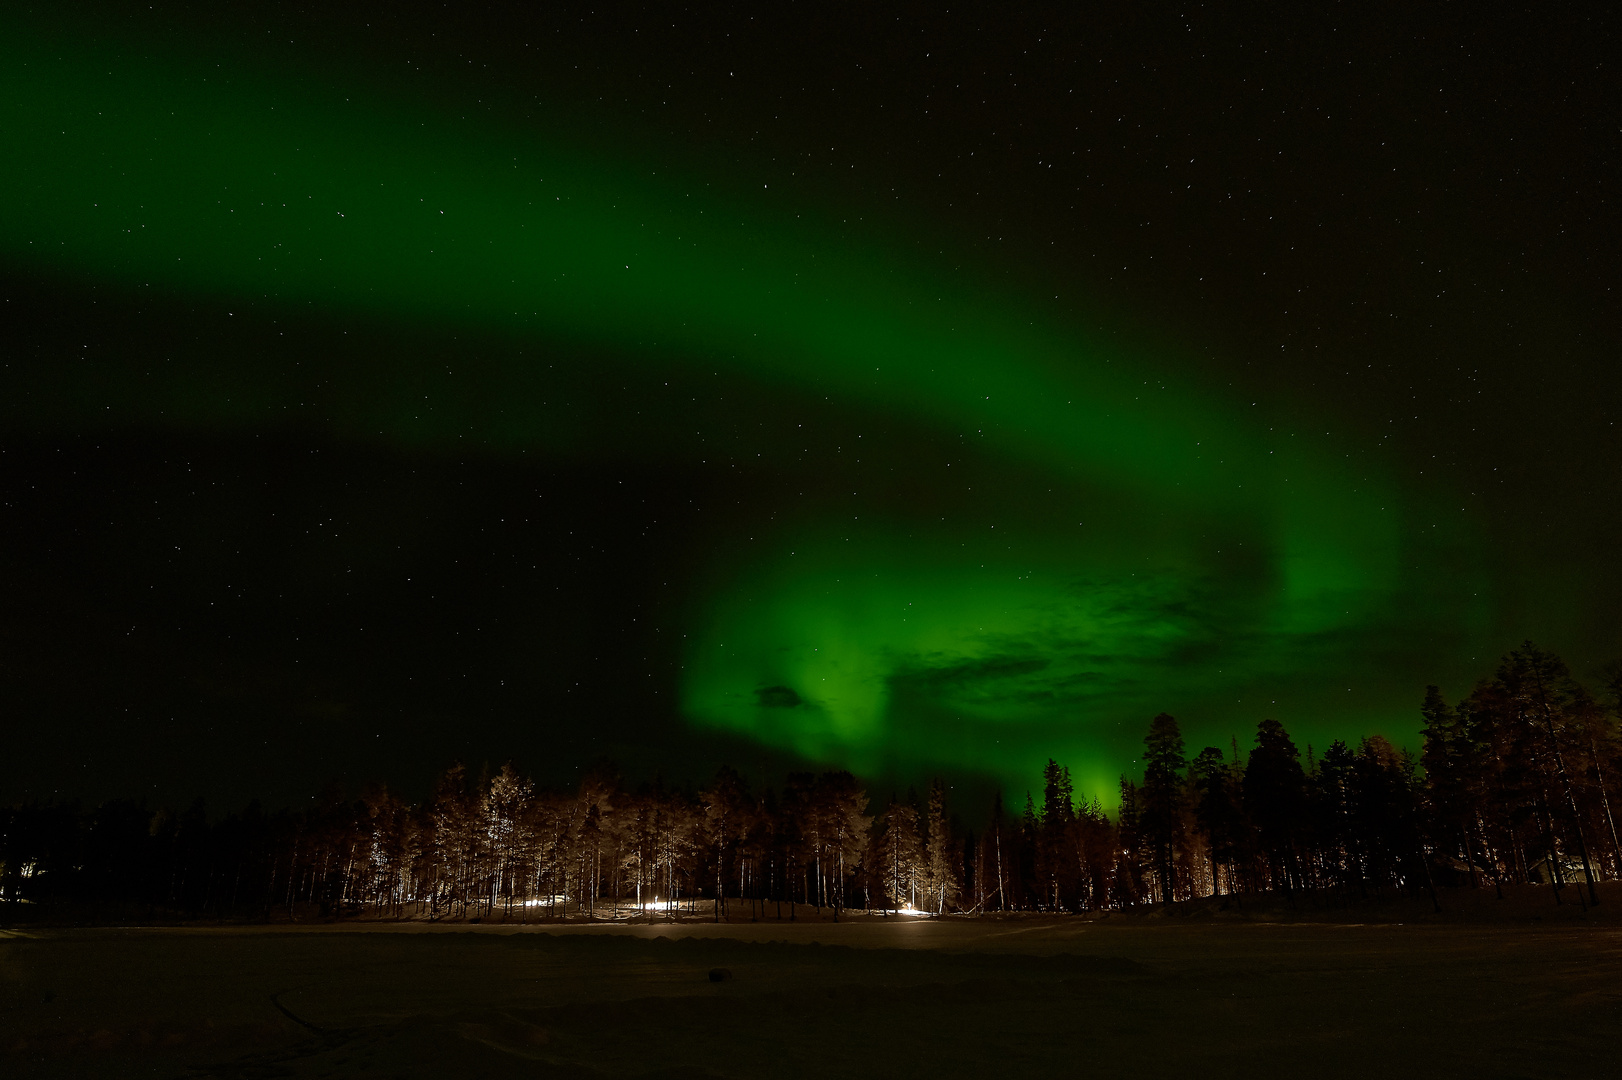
[4,896,1621,1077]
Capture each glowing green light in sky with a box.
[1,24,1468,796]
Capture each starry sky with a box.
[3,2,1618,810]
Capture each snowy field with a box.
[5,899,1622,1078]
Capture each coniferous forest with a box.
[6,642,1621,922]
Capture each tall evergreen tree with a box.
[1496,643,1600,904]
[702,766,748,921]
[876,794,923,912]
[922,778,960,913]
[1244,719,1307,892]
[816,770,871,919]
[1114,777,1146,906]
[1139,714,1188,903]
[1191,745,1246,896]
[1037,760,1076,910]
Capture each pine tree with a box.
[1139,714,1188,903]
[429,764,480,918]
[702,766,747,921]
[983,793,1010,911]
[1418,685,1485,889]
[1114,777,1146,906]
[781,772,814,917]
[1497,644,1600,905]
[816,771,871,919]
[877,795,923,912]
[1244,719,1307,893]
[483,764,533,917]
[1191,746,1245,896]
[1037,760,1076,910]
[922,778,960,913]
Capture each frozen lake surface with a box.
[5,900,1621,1077]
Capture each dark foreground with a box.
[5,903,1621,1078]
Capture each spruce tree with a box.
[1139,714,1188,903]
[1244,719,1307,892]
[923,778,959,913]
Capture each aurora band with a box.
[1,25,1407,792]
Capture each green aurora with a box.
[1,24,1485,796]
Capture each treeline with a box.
[1107,642,1622,909]
[3,642,1620,921]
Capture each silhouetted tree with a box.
[1245,719,1307,893]
[1114,777,1146,906]
[1036,760,1076,910]
[1139,714,1188,903]
[702,766,748,921]
[1191,745,1246,896]
[978,793,1011,911]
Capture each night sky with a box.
[3,2,1618,811]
